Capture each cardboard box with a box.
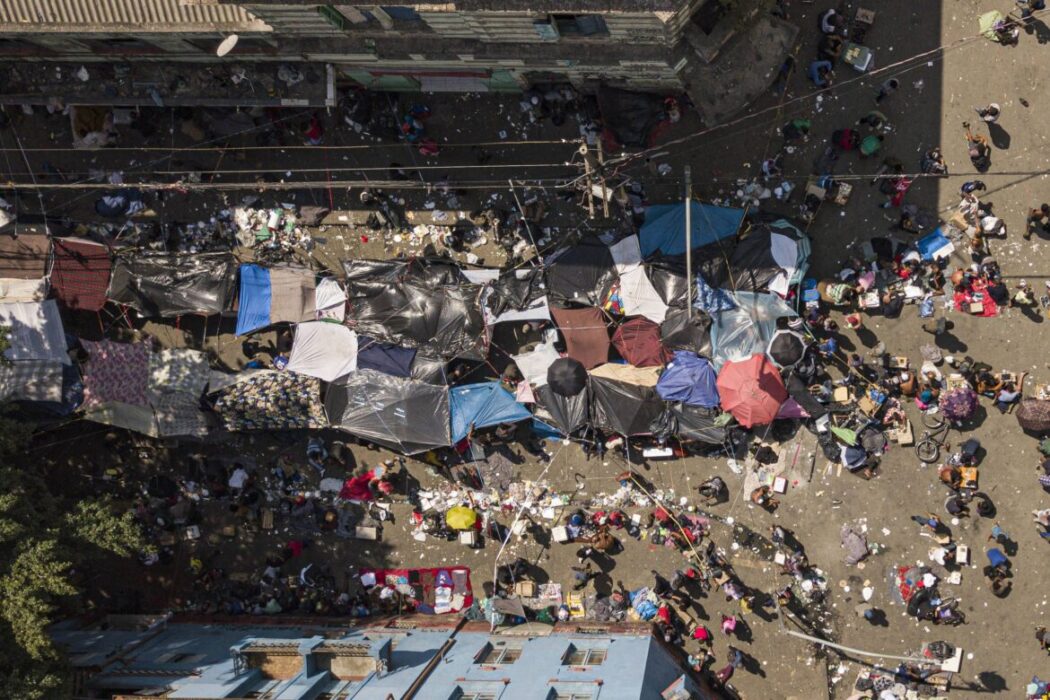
[514,581,536,597]
[458,530,477,546]
[833,386,851,403]
[261,508,274,530]
[551,525,570,543]
[955,544,969,565]
[969,301,984,314]
[773,476,788,494]
[355,526,379,540]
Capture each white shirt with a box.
[228,467,248,490]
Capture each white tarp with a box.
[767,232,799,297]
[314,277,347,322]
[0,359,64,403]
[711,291,796,368]
[512,341,562,387]
[609,235,668,323]
[286,322,358,382]
[0,278,47,303]
[0,300,70,364]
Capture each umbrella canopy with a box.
[979,10,1005,40]
[766,329,807,369]
[938,386,978,421]
[612,317,672,367]
[446,506,477,530]
[716,354,787,428]
[656,351,720,408]
[1017,399,1050,433]
[547,357,587,397]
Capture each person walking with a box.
[1025,204,1050,240]
[875,78,900,104]
[963,122,992,172]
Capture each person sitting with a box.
[818,33,844,62]
[831,128,860,151]
[920,148,948,175]
[698,476,728,505]
[809,60,834,87]
[976,371,1004,396]
[995,381,1023,413]
[750,485,780,512]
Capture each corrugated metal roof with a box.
[0,0,271,32]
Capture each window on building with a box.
[450,681,504,700]
[475,642,522,666]
[547,690,594,700]
[551,14,609,37]
[562,645,607,667]
[380,6,422,21]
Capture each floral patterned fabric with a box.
[81,339,151,409]
[213,370,327,431]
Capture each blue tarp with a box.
[694,275,736,313]
[235,264,271,336]
[450,381,534,443]
[356,335,416,378]
[639,202,744,258]
[916,228,953,261]
[656,351,720,408]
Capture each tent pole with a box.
[684,166,692,319]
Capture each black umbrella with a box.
[547,357,587,397]
[660,307,712,356]
[767,329,806,369]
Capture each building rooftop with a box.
[0,0,271,33]
[210,0,687,13]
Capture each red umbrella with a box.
[716,354,788,428]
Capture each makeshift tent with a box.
[0,234,49,303]
[512,341,562,387]
[609,235,669,323]
[612,317,671,367]
[647,260,694,308]
[660,308,712,357]
[550,306,610,369]
[710,291,796,367]
[344,258,485,359]
[108,252,236,317]
[285,322,359,382]
[722,221,809,296]
[81,339,151,409]
[596,86,667,148]
[589,362,663,436]
[670,404,729,444]
[325,369,450,454]
[716,354,787,428]
[356,335,416,378]
[235,264,316,336]
[656,351,719,407]
[0,300,70,364]
[450,382,534,443]
[149,348,210,437]
[547,357,587,397]
[639,202,744,258]
[0,359,70,406]
[482,268,551,324]
[535,383,590,435]
[545,237,617,307]
[214,370,327,431]
[50,238,111,311]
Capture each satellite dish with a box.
[216,34,239,57]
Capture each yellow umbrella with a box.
[446,505,478,530]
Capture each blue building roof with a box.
[52,617,712,699]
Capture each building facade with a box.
[51,614,718,699]
[0,1,797,122]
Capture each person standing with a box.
[875,78,900,104]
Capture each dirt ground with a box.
[10,1,1050,698]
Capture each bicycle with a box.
[916,409,950,463]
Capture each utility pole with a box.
[597,139,609,218]
[579,143,596,219]
[684,165,692,319]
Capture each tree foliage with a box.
[0,395,146,699]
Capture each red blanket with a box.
[953,290,997,317]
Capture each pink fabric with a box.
[339,470,376,501]
[81,339,150,408]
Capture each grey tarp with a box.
[325,368,451,454]
[588,364,664,436]
[108,252,236,317]
[670,404,729,444]
[343,258,485,359]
